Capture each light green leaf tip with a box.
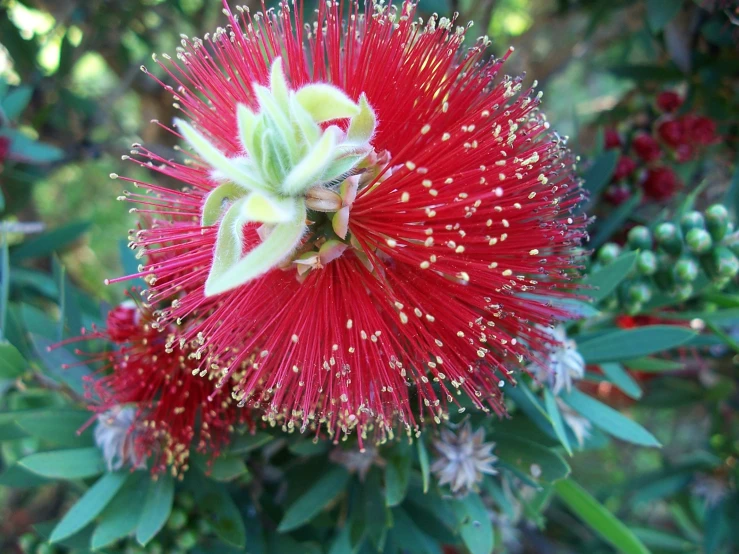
[347,94,376,144]
[295,83,361,123]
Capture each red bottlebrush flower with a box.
[642,167,680,201]
[60,299,249,475]
[684,115,718,146]
[604,128,622,150]
[612,155,637,181]
[111,0,586,442]
[657,118,685,148]
[632,133,662,163]
[656,91,683,113]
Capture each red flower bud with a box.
[0,137,10,164]
[612,155,637,181]
[642,167,680,201]
[632,133,662,163]
[657,119,684,148]
[684,115,718,146]
[604,128,622,150]
[656,91,683,113]
[604,183,632,206]
[675,143,694,162]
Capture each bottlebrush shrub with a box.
[107,0,588,444]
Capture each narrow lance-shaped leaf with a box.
[136,472,175,546]
[201,183,248,227]
[295,83,360,123]
[281,126,341,195]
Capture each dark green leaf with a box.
[450,493,494,554]
[578,325,696,363]
[385,446,411,507]
[632,527,696,551]
[227,432,273,454]
[0,342,26,378]
[19,447,105,479]
[647,0,683,32]
[278,466,349,532]
[200,483,247,548]
[544,389,573,456]
[91,474,148,550]
[583,150,619,196]
[30,334,91,396]
[0,463,50,488]
[600,363,642,399]
[582,252,638,303]
[590,192,643,249]
[10,221,90,262]
[0,233,9,338]
[136,472,175,546]
[14,410,93,447]
[0,422,29,441]
[1,85,32,120]
[493,433,571,483]
[390,507,442,554]
[50,471,130,543]
[417,438,431,494]
[201,455,248,482]
[561,388,660,447]
[623,357,683,372]
[555,479,650,554]
[1,129,64,163]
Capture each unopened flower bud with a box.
[672,283,693,301]
[680,211,705,233]
[627,225,652,251]
[708,246,739,281]
[177,530,199,550]
[626,281,652,304]
[673,256,699,283]
[705,204,730,242]
[654,222,681,255]
[636,250,658,275]
[167,509,188,531]
[597,242,621,265]
[685,228,712,255]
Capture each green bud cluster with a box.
[595,203,738,314]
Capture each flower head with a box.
[112,0,586,443]
[430,421,497,496]
[532,325,585,395]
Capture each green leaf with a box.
[199,483,247,548]
[0,128,64,163]
[30,334,91,397]
[346,94,376,144]
[647,0,683,32]
[14,410,93,447]
[600,363,642,399]
[390,507,442,554]
[577,325,696,363]
[201,183,247,226]
[0,342,26,378]
[227,432,273,454]
[50,471,130,543]
[278,466,350,532]
[632,527,696,551]
[281,126,341,194]
[203,455,249,482]
[582,252,637,303]
[1,232,9,338]
[493,433,571,483]
[136,472,175,546]
[295,83,360,123]
[385,445,411,507]
[555,479,651,554]
[0,462,50,487]
[91,474,148,550]
[623,357,683,372]
[583,149,619,196]
[19,447,105,479]
[417,438,431,494]
[561,388,660,447]
[10,221,90,262]
[1,85,32,120]
[544,389,573,456]
[590,192,643,250]
[450,493,494,554]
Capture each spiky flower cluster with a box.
[104,0,585,448]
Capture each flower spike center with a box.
[175,57,377,297]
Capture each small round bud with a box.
[685,228,713,255]
[167,509,188,531]
[711,246,739,280]
[673,257,699,284]
[627,225,652,250]
[654,222,681,255]
[177,492,196,511]
[34,544,53,554]
[672,283,693,301]
[627,281,653,304]
[636,250,658,275]
[176,530,199,550]
[680,211,705,233]
[624,299,643,315]
[19,533,36,553]
[597,242,621,265]
[705,204,730,242]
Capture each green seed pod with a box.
[197,518,213,535]
[723,230,739,257]
[711,246,739,280]
[627,281,653,304]
[705,204,730,242]
[627,225,652,250]
[685,228,713,255]
[147,542,164,554]
[624,300,643,315]
[34,544,53,554]
[654,222,682,255]
[636,250,658,275]
[176,530,198,550]
[166,509,188,531]
[672,283,693,301]
[673,256,699,284]
[19,533,37,553]
[177,492,196,511]
[680,211,705,233]
[597,242,621,265]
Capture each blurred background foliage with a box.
[1,0,738,553]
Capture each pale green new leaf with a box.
[269,57,290,109]
[347,94,376,144]
[281,126,340,195]
[295,83,360,123]
[205,201,306,296]
[201,183,247,226]
[176,118,268,193]
[236,104,260,158]
[242,192,298,224]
